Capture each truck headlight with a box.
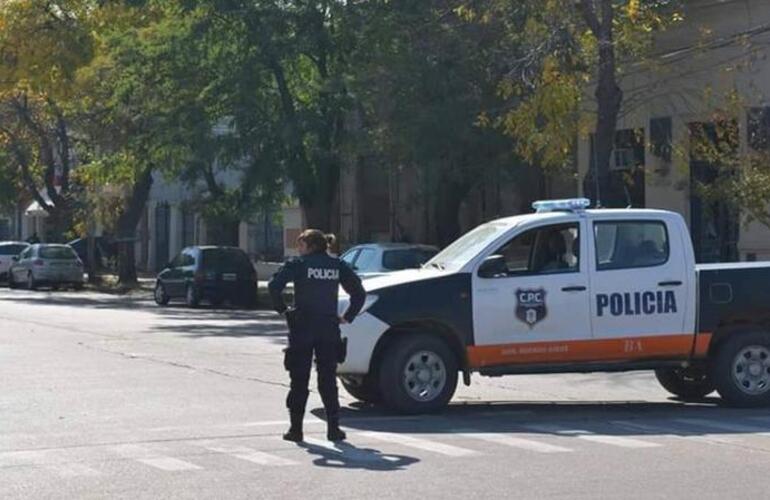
[338,294,378,317]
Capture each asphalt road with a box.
[2,287,770,500]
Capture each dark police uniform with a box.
[268,251,365,440]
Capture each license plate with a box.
[222,273,237,281]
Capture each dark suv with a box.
[154,246,258,308]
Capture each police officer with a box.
[268,229,366,442]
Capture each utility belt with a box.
[283,309,347,368]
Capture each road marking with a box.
[524,424,661,449]
[302,437,401,463]
[197,442,297,466]
[462,432,573,453]
[360,431,479,457]
[48,463,101,477]
[113,444,202,471]
[673,418,770,436]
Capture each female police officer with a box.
[268,230,365,442]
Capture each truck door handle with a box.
[561,286,587,292]
[658,281,682,287]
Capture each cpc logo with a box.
[515,288,547,328]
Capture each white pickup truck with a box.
[337,199,770,413]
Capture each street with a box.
[2,288,770,500]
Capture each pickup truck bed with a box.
[698,263,770,335]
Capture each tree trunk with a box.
[301,198,333,232]
[579,0,622,207]
[116,166,154,286]
[433,179,471,247]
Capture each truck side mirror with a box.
[478,255,508,279]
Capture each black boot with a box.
[283,413,304,442]
[326,418,346,442]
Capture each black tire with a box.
[8,273,17,289]
[73,283,84,291]
[27,273,36,291]
[710,331,770,408]
[378,334,458,414]
[341,376,381,404]
[52,284,60,291]
[185,284,200,308]
[154,282,170,306]
[211,298,224,308]
[655,367,715,400]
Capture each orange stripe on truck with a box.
[467,334,706,368]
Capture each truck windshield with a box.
[426,222,510,271]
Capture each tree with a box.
[0,0,95,240]
[493,0,683,207]
[350,0,522,245]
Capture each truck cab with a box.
[337,199,770,413]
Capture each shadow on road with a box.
[322,399,770,439]
[0,290,289,341]
[296,440,419,471]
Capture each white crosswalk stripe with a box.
[462,432,573,453]
[360,431,479,457]
[196,442,298,466]
[524,424,661,449]
[113,444,202,471]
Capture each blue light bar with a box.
[532,198,591,213]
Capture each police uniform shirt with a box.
[268,252,366,323]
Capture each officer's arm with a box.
[268,260,297,314]
[339,261,366,323]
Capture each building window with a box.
[650,117,672,162]
[747,107,770,151]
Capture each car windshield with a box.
[202,248,252,273]
[382,249,438,271]
[0,244,28,256]
[40,246,77,260]
[425,222,511,271]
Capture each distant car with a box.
[154,246,258,308]
[341,243,439,278]
[8,244,84,290]
[68,236,117,270]
[0,242,30,281]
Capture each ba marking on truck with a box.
[596,291,677,317]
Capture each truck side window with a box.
[594,221,669,270]
[489,223,579,277]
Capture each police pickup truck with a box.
[337,198,770,413]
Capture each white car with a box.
[337,198,770,413]
[0,242,30,282]
[9,244,84,290]
[341,243,438,278]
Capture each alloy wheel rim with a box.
[403,350,447,402]
[732,345,770,396]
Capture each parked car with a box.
[0,242,30,281]
[8,244,84,290]
[340,243,439,278]
[154,246,258,308]
[68,236,118,270]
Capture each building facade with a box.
[578,0,770,262]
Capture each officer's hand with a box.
[338,315,348,325]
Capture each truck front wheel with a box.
[378,334,458,414]
[711,331,770,408]
[654,367,714,400]
[340,376,381,405]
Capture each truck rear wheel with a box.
[378,334,458,414]
[654,367,714,400]
[341,376,381,404]
[711,331,770,408]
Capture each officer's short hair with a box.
[298,229,335,253]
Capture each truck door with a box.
[470,220,592,367]
[589,216,691,359]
